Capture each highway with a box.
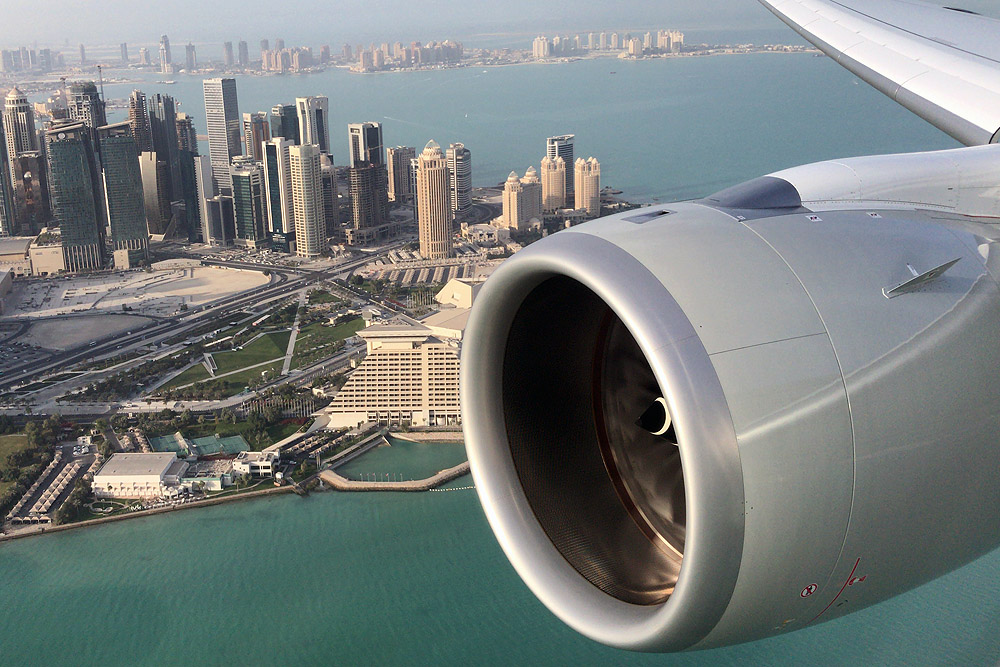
[0,246,401,406]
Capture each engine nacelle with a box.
[461,190,1000,651]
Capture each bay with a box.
[6,52,998,665]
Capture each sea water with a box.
[6,53,997,665]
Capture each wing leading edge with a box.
[759,0,1000,146]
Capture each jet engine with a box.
[460,165,1000,651]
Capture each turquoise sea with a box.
[8,53,999,665]
[83,50,958,203]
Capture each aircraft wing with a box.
[759,0,1000,146]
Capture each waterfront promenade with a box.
[319,461,470,492]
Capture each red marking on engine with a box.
[808,558,861,624]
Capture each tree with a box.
[94,418,109,432]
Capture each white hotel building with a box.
[322,279,479,428]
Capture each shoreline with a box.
[0,483,294,545]
[346,46,820,76]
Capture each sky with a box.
[3,0,998,56]
[0,0,776,50]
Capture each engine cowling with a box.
[460,194,1000,651]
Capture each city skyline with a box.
[0,1,794,48]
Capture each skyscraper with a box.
[270,104,299,144]
[79,44,86,65]
[415,140,452,260]
[3,87,37,189]
[159,35,172,73]
[127,90,152,153]
[446,142,472,214]
[295,97,329,153]
[348,162,389,237]
[546,134,574,203]
[574,157,601,217]
[185,43,197,70]
[195,155,235,246]
[501,167,542,231]
[409,157,419,214]
[0,122,17,236]
[120,43,129,63]
[139,151,171,235]
[139,48,150,66]
[46,120,104,271]
[540,155,566,211]
[175,113,198,153]
[262,137,294,250]
[68,82,107,147]
[223,42,235,68]
[321,154,338,238]
[149,93,181,201]
[99,122,148,266]
[231,156,267,248]
[289,143,325,258]
[238,41,250,67]
[12,152,50,234]
[203,78,241,195]
[348,122,383,168]
[386,146,415,203]
[243,112,270,161]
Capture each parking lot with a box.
[3,266,270,320]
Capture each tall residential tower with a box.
[416,140,452,259]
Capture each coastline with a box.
[345,46,821,76]
[0,483,295,544]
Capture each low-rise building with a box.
[0,236,33,276]
[232,451,280,477]
[29,230,65,276]
[93,453,189,499]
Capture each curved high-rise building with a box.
[99,123,148,265]
[416,140,452,260]
[446,142,472,213]
[46,120,105,270]
[546,134,574,202]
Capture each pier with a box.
[318,461,470,492]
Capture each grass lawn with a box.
[159,364,211,392]
[212,332,290,375]
[176,419,305,448]
[204,361,284,396]
[0,434,30,496]
[308,289,342,305]
[292,318,364,369]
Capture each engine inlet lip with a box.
[462,230,745,651]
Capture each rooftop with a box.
[235,451,279,463]
[95,453,180,478]
[422,307,470,338]
[0,237,33,257]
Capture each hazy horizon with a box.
[0,1,790,51]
